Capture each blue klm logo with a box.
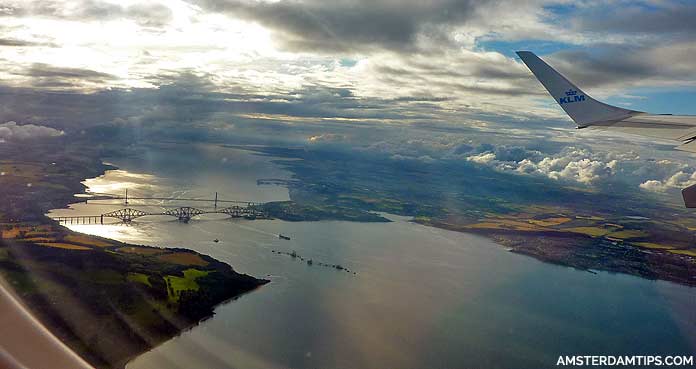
[559,89,585,104]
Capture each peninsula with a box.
[0,137,268,369]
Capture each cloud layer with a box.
[194,0,493,53]
[0,0,694,123]
[0,0,694,206]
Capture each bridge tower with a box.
[102,208,148,223]
[164,207,204,222]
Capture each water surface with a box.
[49,143,696,369]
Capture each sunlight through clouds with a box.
[1,0,696,138]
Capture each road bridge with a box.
[91,190,261,207]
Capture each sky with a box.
[3,0,696,202]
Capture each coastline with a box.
[414,218,696,288]
[236,146,696,290]
[0,138,270,369]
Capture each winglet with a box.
[516,51,638,127]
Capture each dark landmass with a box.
[260,200,390,222]
[244,145,696,287]
[0,137,268,369]
[428,224,696,287]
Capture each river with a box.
[48,142,696,369]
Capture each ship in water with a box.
[278,234,291,240]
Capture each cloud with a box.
[0,0,695,153]
[640,170,696,192]
[0,121,63,141]
[547,43,696,91]
[0,0,694,125]
[361,134,680,190]
[463,146,617,184]
[193,0,489,53]
[192,0,564,54]
[0,63,119,91]
[466,152,497,165]
[25,63,115,81]
[520,2,696,94]
[308,133,345,143]
[366,49,539,98]
[4,0,688,123]
[453,141,696,194]
[0,37,56,47]
[0,70,546,133]
[2,0,174,28]
[573,2,696,37]
[120,3,174,28]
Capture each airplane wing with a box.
[516,51,696,207]
[0,280,94,369]
[583,113,696,153]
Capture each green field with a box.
[164,269,211,302]
[127,272,152,287]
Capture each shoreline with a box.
[0,138,270,369]
[233,146,696,291]
[414,218,696,288]
[116,280,269,369]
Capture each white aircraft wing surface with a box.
[517,50,696,206]
[586,113,696,152]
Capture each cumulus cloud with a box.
[640,170,696,192]
[467,152,496,164]
[0,121,63,141]
[464,146,618,184]
[451,141,696,194]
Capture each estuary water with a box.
[48,143,696,369]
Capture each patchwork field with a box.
[164,269,211,302]
[64,234,113,247]
[127,272,152,287]
[0,137,269,369]
[117,246,164,255]
[419,209,696,268]
[37,242,92,250]
[0,221,267,369]
[158,252,209,266]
